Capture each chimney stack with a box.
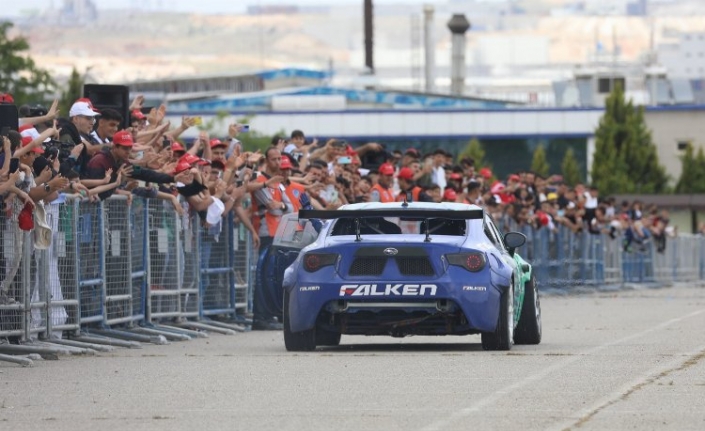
[447,14,470,95]
[423,4,435,92]
[364,0,374,73]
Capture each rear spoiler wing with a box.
[298,209,483,221]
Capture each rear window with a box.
[331,217,466,236]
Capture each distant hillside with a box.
[15,6,705,86]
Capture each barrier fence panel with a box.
[653,238,675,283]
[77,199,106,326]
[31,247,49,340]
[602,235,624,286]
[556,226,584,289]
[233,220,252,314]
[103,196,134,326]
[53,197,81,335]
[130,197,148,323]
[701,238,705,280]
[147,199,188,321]
[0,204,28,340]
[675,236,701,282]
[579,231,602,287]
[621,242,654,284]
[178,203,201,319]
[198,212,235,318]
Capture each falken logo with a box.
[463,285,487,292]
[339,284,437,297]
[299,286,320,292]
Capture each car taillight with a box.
[447,252,486,272]
[303,253,338,272]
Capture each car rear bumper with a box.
[287,278,504,334]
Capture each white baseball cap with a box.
[69,99,100,117]
[19,124,41,141]
[206,197,225,226]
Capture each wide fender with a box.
[283,260,299,289]
[488,252,512,294]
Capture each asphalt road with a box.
[2,285,705,431]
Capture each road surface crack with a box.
[569,348,705,430]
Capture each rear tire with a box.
[481,286,514,351]
[514,274,542,345]
[315,328,341,346]
[283,290,316,351]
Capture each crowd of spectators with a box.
[0,93,699,329]
[273,136,681,254]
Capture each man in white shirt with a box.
[431,149,447,192]
[90,108,123,144]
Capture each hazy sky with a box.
[3,0,485,17]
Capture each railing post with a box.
[22,231,32,342]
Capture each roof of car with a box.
[338,201,483,212]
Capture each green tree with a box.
[561,147,582,186]
[675,143,705,193]
[59,67,84,116]
[457,137,486,167]
[591,84,669,195]
[0,21,55,105]
[531,144,550,177]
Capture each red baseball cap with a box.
[0,93,14,104]
[22,136,44,153]
[536,211,550,226]
[180,153,210,166]
[172,160,192,175]
[131,109,146,120]
[508,174,521,182]
[490,181,506,194]
[112,130,134,147]
[443,188,457,201]
[479,167,492,179]
[450,173,462,180]
[280,156,292,170]
[378,163,395,176]
[171,142,185,153]
[180,153,199,165]
[397,167,414,180]
[210,138,227,149]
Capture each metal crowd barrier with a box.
[146,198,198,322]
[1,195,256,355]
[504,220,704,291]
[3,197,705,362]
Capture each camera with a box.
[19,104,48,118]
[43,139,74,162]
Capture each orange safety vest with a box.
[396,186,422,203]
[284,182,306,213]
[370,183,394,203]
[252,173,284,237]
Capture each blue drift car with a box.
[276,202,542,351]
